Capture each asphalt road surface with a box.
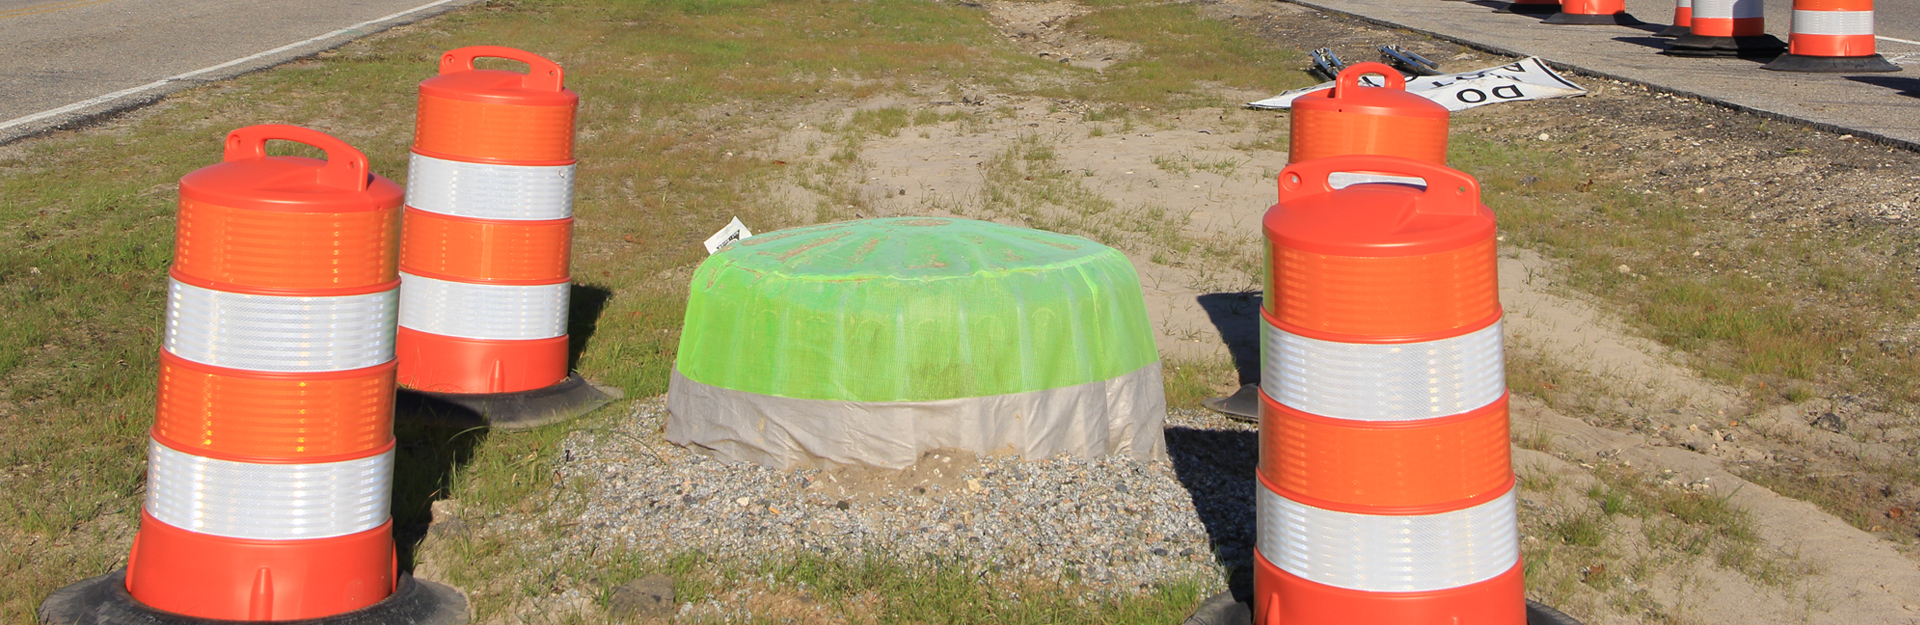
[0,0,474,142]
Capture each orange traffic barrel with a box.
[134,125,401,620]
[1762,0,1901,71]
[1545,0,1640,25]
[1289,63,1448,166]
[1667,0,1788,55]
[397,46,616,429]
[41,127,467,624]
[1253,155,1522,625]
[1657,0,1695,36]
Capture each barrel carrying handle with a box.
[439,45,565,92]
[1277,154,1479,217]
[1331,61,1407,97]
[222,124,370,192]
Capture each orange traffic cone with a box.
[1253,155,1523,625]
[39,126,465,624]
[397,46,618,429]
[1762,0,1900,71]
[1667,0,1787,56]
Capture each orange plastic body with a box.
[126,511,396,621]
[154,352,394,460]
[1259,389,1512,512]
[1791,33,1878,56]
[400,208,573,284]
[413,46,578,165]
[1289,63,1448,165]
[1263,156,1498,340]
[1672,5,1693,26]
[1693,16,1765,36]
[1558,0,1627,15]
[1253,551,1527,625]
[395,327,568,394]
[174,200,400,293]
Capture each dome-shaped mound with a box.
[667,217,1165,469]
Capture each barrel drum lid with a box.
[398,46,620,430]
[41,125,466,624]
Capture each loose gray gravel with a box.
[534,396,1261,595]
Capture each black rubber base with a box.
[1498,2,1563,14]
[1201,383,1260,423]
[1762,53,1902,73]
[1543,11,1641,25]
[1664,33,1787,57]
[396,373,623,431]
[40,572,467,625]
[1655,23,1689,37]
[1182,591,1586,625]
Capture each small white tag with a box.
[703,217,753,254]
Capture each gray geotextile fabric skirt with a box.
[665,362,1168,469]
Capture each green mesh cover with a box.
[675,217,1159,402]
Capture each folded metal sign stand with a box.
[1250,57,1587,112]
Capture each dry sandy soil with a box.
[708,1,1920,623]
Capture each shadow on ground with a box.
[1196,291,1262,385]
[1846,74,1920,99]
[1165,425,1259,602]
[391,421,487,571]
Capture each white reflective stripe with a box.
[1262,318,1504,422]
[1676,0,1691,9]
[163,279,396,372]
[1693,0,1764,20]
[1257,485,1519,592]
[398,272,569,340]
[1793,10,1873,36]
[406,152,574,220]
[144,439,392,540]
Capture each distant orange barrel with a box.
[413,46,578,165]
[1288,63,1448,166]
[1762,0,1900,72]
[400,46,579,395]
[1545,0,1638,24]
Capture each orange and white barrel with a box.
[1254,154,1523,625]
[1546,0,1638,25]
[1668,0,1788,55]
[1762,0,1901,71]
[399,46,580,394]
[125,125,403,620]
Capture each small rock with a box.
[1616,264,1632,274]
[609,575,676,621]
[1812,412,1846,433]
[1537,133,1550,141]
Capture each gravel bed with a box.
[535,396,1261,594]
